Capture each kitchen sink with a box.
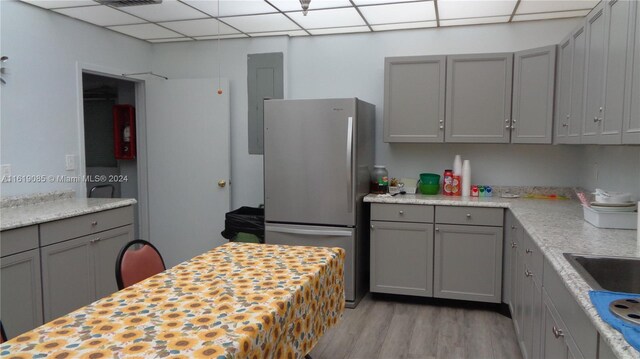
[563,253,640,294]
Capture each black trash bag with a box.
[221,206,265,243]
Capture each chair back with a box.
[1,320,7,344]
[116,239,166,290]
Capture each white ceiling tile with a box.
[440,15,510,26]
[359,2,436,25]
[309,26,371,35]
[353,0,420,5]
[21,0,99,9]
[53,5,142,26]
[371,20,436,31]
[160,18,239,36]
[513,9,590,21]
[108,23,183,39]
[119,0,206,22]
[288,7,366,29]
[148,37,194,43]
[269,0,352,12]
[182,0,277,17]
[249,30,308,37]
[222,13,300,32]
[194,34,250,39]
[516,0,599,14]
[438,0,517,20]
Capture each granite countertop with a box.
[366,193,640,359]
[0,197,137,231]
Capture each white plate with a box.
[590,206,637,213]
[590,201,636,207]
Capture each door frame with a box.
[74,61,150,242]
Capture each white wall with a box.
[0,0,152,196]
[579,146,640,198]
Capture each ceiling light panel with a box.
[309,26,371,35]
[53,5,142,26]
[21,0,99,9]
[371,20,437,31]
[108,23,183,39]
[194,34,250,39]
[516,0,599,14]
[513,9,590,21]
[182,0,277,17]
[148,37,194,43]
[353,0,419,5]
[440,15,510,26]
[222,13,301,33]
[160,18,239,36]
[438,0,517,20]
[119,0,206,22]
[268,0,352,12]
[288,7,366,29]
[249,30,308,37]
[359,2,436,25]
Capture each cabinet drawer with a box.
[543,257,597,359]
[522,231,543,279]
[1,226,39,257]
[435,206,503,226]
[371,203,434,223]
[40,206,134,246]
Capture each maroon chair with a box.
[115,239,166,290]
[1,320,7,344]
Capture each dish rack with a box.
[582,206,637,229]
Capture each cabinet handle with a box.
[511,225,517,230]
[552,326,564,339]
[440,120,444,124]
[466,213,471,218]
[525,270,533,277]
[505,125,511,129]
[593,117,599,123]
[526,248,533,254]
[91,221,98,226]
[566,114,570,119]
[90,237,101,244]
[439,126,444,130]
[562,123,568,127]
[435,228,440,232]
[505,119,510,123]
[511,242,517,249]
[370,225,375,230]
[399,210,404,215]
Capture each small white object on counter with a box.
[583,206,638,230]
[462,160,471,197]
[593,188,633,204]
[453,155,462,176]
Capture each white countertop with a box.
[0,197,137,231]
[366,193,639,359]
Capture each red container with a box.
[443,170,453,196]
[113,105,136,160]
[451,175,461,196]
[471,185,479,197]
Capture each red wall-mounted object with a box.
[113,105,136,160]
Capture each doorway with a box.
[82,73,141,238]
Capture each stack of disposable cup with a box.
[462,160,471,197]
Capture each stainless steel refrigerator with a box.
[263,98,375,308]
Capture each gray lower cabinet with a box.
[41,225,133,321]
[624,0,640,144]
[383,56,446,143]
[445,53,513,143]
[512,46,556,144]
[433,224,503,303]
[542,290,569,359]
[0,249,43,339]
[582,3,606,143]
[370,221,433,296]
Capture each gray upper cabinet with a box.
[582,3,607,143]
[624,0,640,144]
[600,0,634,144]
[555,35,574,144]
[512,46,556,144]
[445,53,513,143]
[570,25,588,144]
[383,56,446,143]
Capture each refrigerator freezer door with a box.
[265,223,356,302]
[264,99,356,226]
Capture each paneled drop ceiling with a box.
[21,0,600,43]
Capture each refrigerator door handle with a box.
[347,116,354,213]
[266,225,353,237]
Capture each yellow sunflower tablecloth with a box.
[1,242,345,359]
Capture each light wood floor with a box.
[309,294,523,359]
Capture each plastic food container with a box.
[583,206,637,229]
[419,173,440,195]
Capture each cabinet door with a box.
[570,25,587,143]
[445,53,513,143]
[521,265,534,359]
[531,280,543,359]
[41,236,94,321]
[433,224,503,303]
[93,225,134,299]
[383,56,446,143]
[370,221,433,296]
[512,46,556,144]
[542,294,569,359]
[503,212,515,306]
[513,241,525,339]
[582,3,606,143]
[600,0,633,144]
[0,249,43,338]
[555,36,573,144]
[624,0,640,144]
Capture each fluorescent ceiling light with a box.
[21,0,98,9]
[160,18,239,36]
[119,0,206,22]
[222,13,301,33]
[440,15,510,26]
[249,30,309,37]
[309,26,371,35]
[108,23,183,39]
[513,9,590,21]
[353,0,419,5]
[516,0,599,14]
[360,2,436,25]
[182,0,278,17]
[438,0,517,20]
[288,7,365,29]
[194,34,250,40]
[371,21,437,31]
[148,37,194,43]
[54,5,142,26]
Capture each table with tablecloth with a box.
[1,242,345,358]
